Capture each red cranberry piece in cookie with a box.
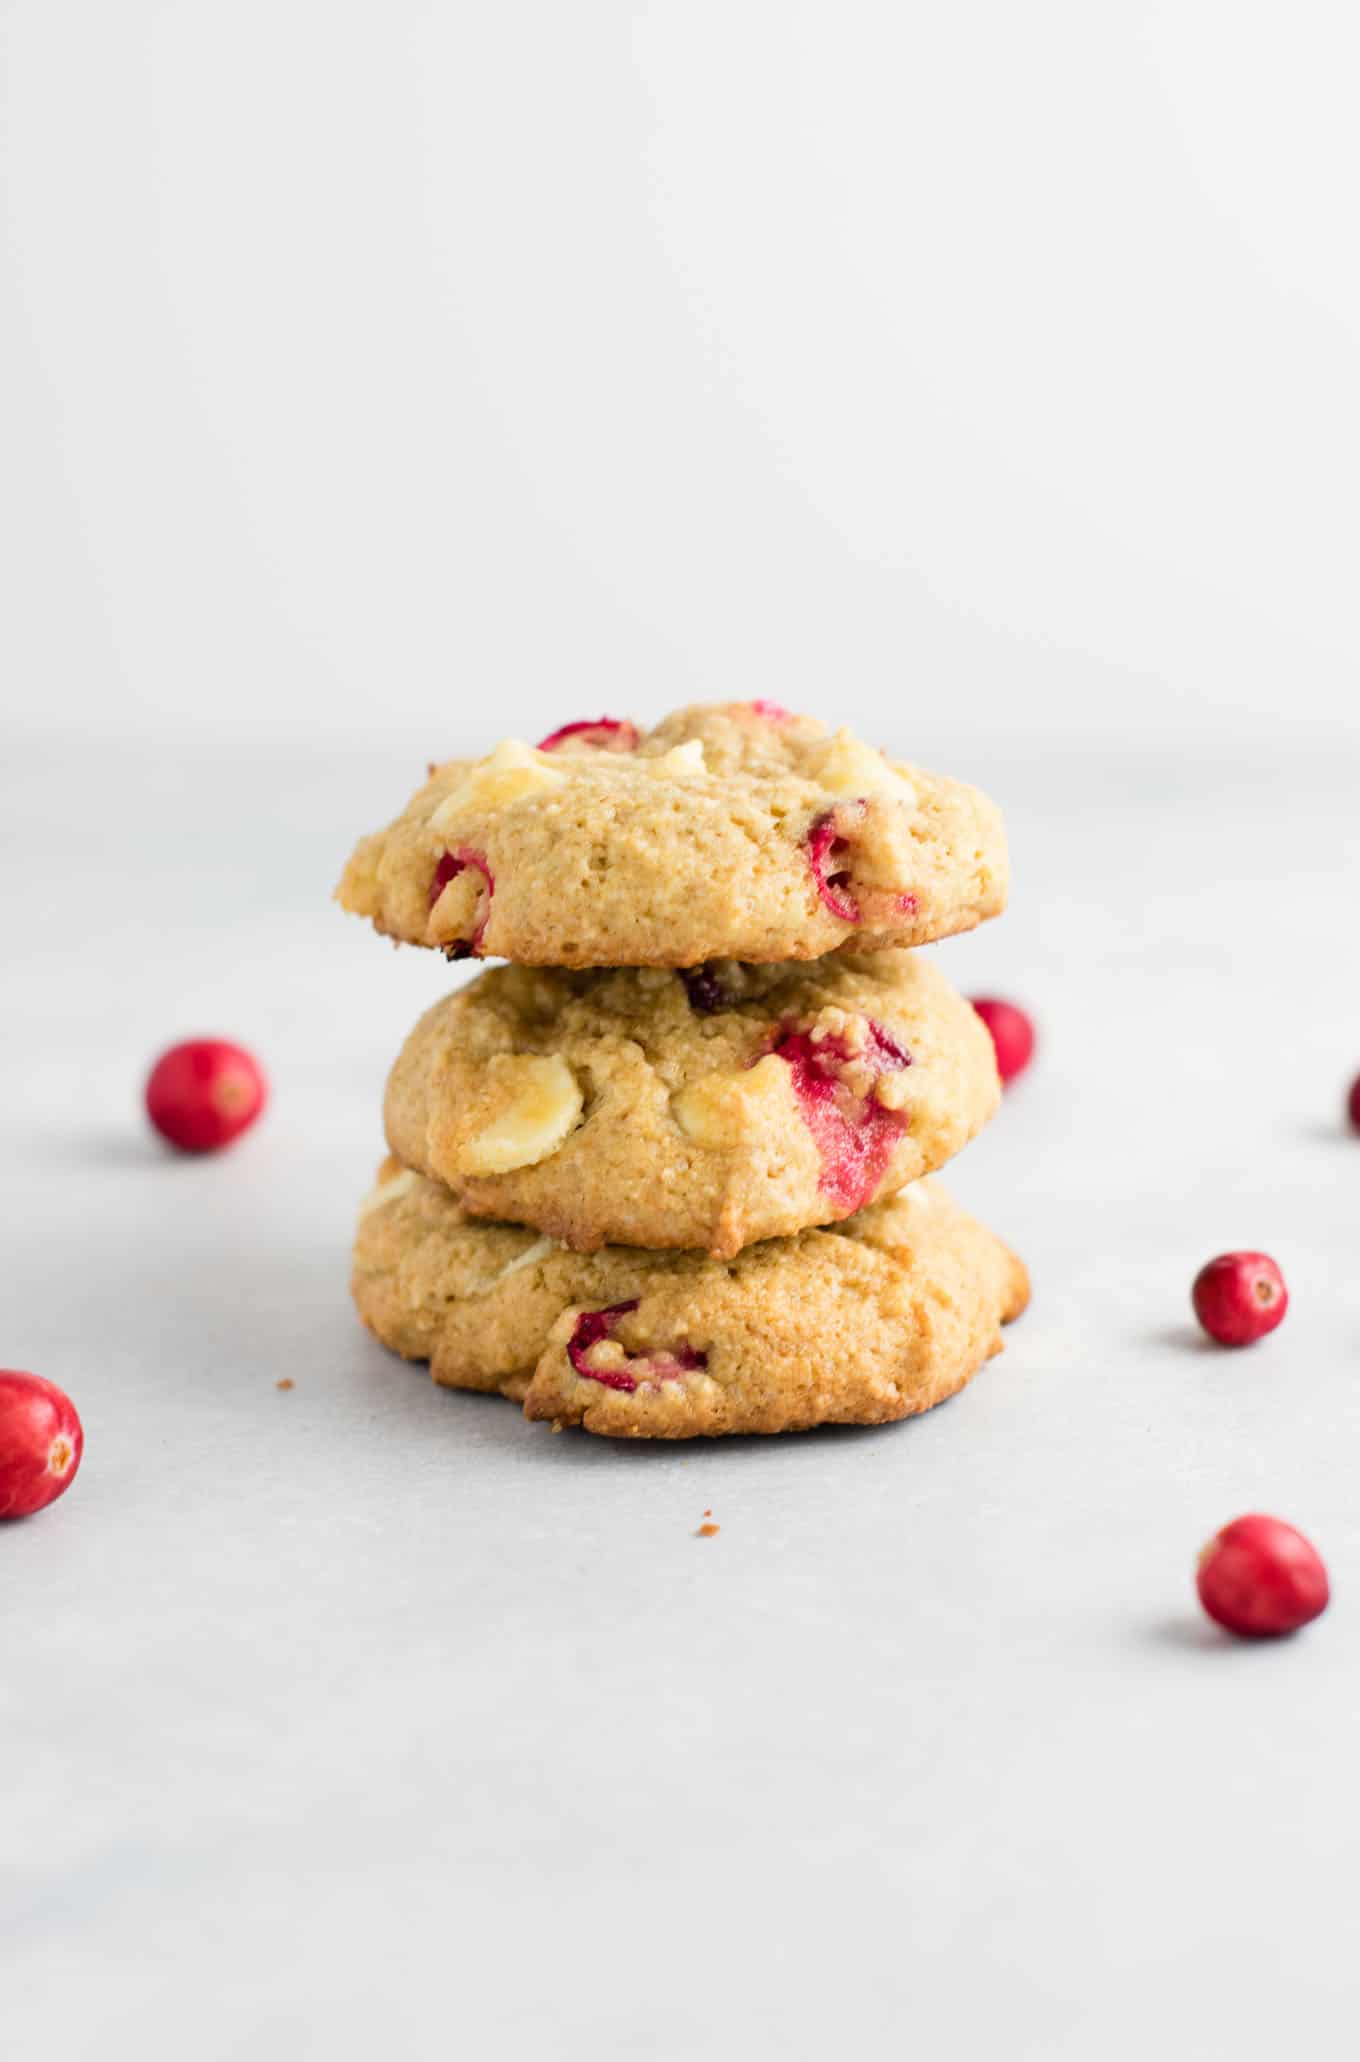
[764,1018,912,1216]
[536,718,639,754]
[567,1302,640,1391]
[866,1022,910,1067]
[566,1302,708,1394]
[806,804,863,922]
[747,699,792,721]
[635,1346,708,1383]
[805,802,917,926]
[427,848,494,958]
[680,964,732,1015]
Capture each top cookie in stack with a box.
[342,701,1026,1439]
[338,699,1007,967]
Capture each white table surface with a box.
[5,722,1360,2060]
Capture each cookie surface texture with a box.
[351,1161,1029,1439]
[337,702,1008,967]
[384,952,1001,1255]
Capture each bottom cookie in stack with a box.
[352,1157,1029,1440]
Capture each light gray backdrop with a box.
[3,6,1359,2058]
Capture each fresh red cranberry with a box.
[1196,1515,1329,1638]
[536,718,639,754]
[679,965,731,1015]
[566,1303,707,1393]
[1347,1073,1360,1131]
[145,1040,267,1154]
[428,847,494,957]
[805,802,916,926]
[0,1371,84,1520]
[1192,1252,1288,1346]
[764,1019,912,1215]
[747,699,792,721]
[970,998,1035,1084]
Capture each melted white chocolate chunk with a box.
[484,1234,559,1290]
[357,1168,422,1218]
[460,1054,584,1175]
[810,730,917,807]
[431,741,565,826]
[646,739,708,778]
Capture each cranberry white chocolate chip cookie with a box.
[336,701,1008,967]
[382,952,1001,1256]
[351,1160,1029,1439]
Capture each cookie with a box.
[337,701,1007,967]
[384,951,1001,1256]
[351,1159,1029,1439]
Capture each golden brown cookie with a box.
[383,952,1000,1256]
[351,1158,1029,1439]
[337,701,1007,968]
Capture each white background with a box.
[5,0,1360,753]
[4,6,1360,2059]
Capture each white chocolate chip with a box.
[484,1234,558,1289]
[810,730,917,807]
[460,1054,584,1175]
[357,1168,423,1218]
[671,1070,747,1146]
[647,739,708,778]
[431,740,565,826]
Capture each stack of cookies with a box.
[340,702,1027,1439]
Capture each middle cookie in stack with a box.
[383,953,1001,1257]
[345,700,1027,1438]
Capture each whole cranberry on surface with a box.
[1347,1073,1360,1132]
[0,1371,84,1519]
[969,997,1035,1084]
[1197,1515,1329,1638]
[1192,1251,1288,1346]
[145,1039,267,1154]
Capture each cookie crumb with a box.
[696,1521,720,1539]
[276,1378,295,1392]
